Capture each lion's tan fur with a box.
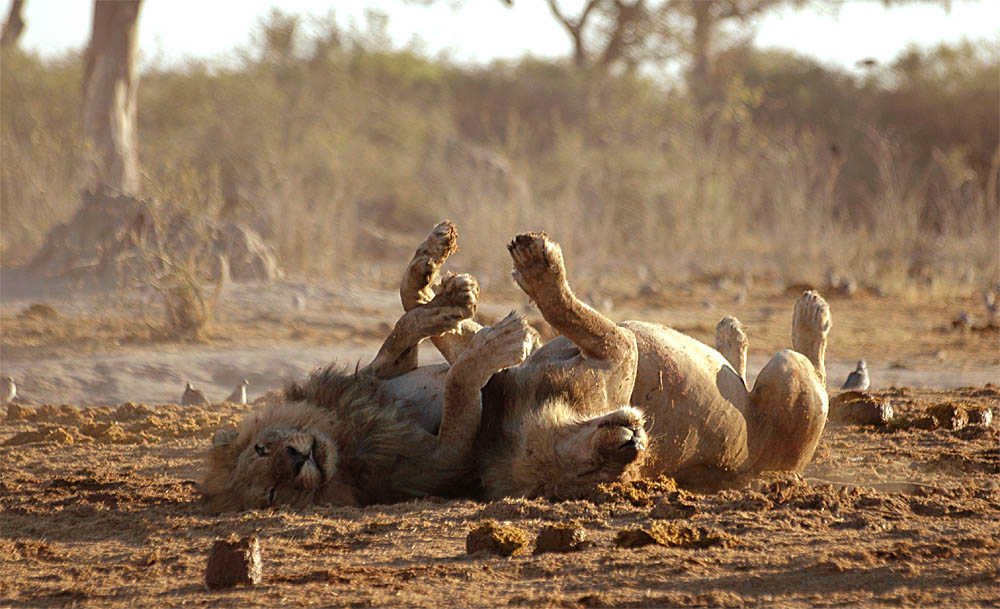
[473,234,831,496]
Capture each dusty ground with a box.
[1,271,998,608]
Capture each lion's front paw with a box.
[420,220,459,264]
[428,272,479,320]
[507,232,567,299]
[464,311,538,374]
[403,221,459,308]
[418,306,472,337]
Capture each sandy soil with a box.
[1,386,998,608]
[1,273,998,608]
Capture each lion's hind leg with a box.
[400,220,484,364]
[715,316,748,383]
[792,290,831,386]
[742,292,831,474]
[363,273,479,379]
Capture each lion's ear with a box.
[212,428,238,447]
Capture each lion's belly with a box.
[381,364,449,435]
[622,321,750,477]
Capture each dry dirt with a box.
[1,274,998,608]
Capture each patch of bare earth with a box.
[1,386,997,608]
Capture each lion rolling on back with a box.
[202,221,832,510]
[201,260,536,512]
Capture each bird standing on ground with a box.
[226,379,249,405]
[841,360,870,391]
[181,382,208,405]
[3,376,16,405]
[984,289,998,320]
[953,310,974,331]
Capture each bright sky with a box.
[16,0,1000,71]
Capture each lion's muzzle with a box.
[286,443,315,476]
[275,435,325,489]
[614,428,645,464]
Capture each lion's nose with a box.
[614,428,645,463]
[286,445,309,474]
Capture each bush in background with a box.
[2,10,996,291]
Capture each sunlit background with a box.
[2,0,998,291]
[19,1,1000,70]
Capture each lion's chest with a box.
[380,364,449,435]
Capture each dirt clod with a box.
[466,520,530,557]
[928,403,969,430]
[615,527,661,548]
[533,522,588,554]
[5,403,34,421]
[586,476,678,506]
[967,407,993,426]
[615,523,734,549]
[3,425,76,446]
[649,496,698,520]
[205,537,262,590]
[830,392,893,426]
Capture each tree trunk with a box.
[82,0,142,196]
[688,0,712,111]
[0,0,25,48]
[570,28,586,68]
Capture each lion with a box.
[202,221,830,509]
[200,266,537,511]
[402,224,831,499]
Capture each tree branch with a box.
[0,0,25,48]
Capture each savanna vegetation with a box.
[2,9,997,290]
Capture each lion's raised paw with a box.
[464,311,538,374]
[508,232,566,297]
[793,290,832,335]
[428,273,479,318]
[403,221,460,308]
[417,220,459,264]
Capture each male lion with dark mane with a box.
[201,265,536,511]
[202,221,831,509]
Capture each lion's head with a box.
[200,366,430,512]
[488,402,649,500]
[201,401,359,512]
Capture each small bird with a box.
[953,310,974,331]
[2,376,16,405]
[733,287,747,305]
[841,360,870,391]
[984,289,998,319]
[836,278,858,297]
[226,379,249,405]
[181,382,208,405]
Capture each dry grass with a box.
[1,21,997,291]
